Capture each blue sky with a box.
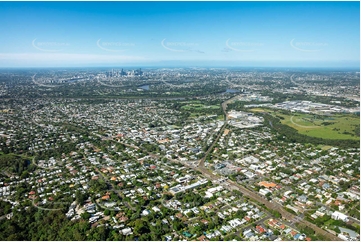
[0,1,359,68]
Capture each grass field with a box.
[249,108,359,140]
[318,145,334,150]
[181,103,220,111]
[281,113,359,140]
[217,115,225,120]
[180,100,202,104]
[248,108,270,113]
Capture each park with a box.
[249,108,359,140]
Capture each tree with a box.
[104,209,110,216]
[75,191,88,205]
[80,212,91,220]
[172,219,184,231]
[162,193,173,200]
[134,220,150,235]
[270,209,281,219]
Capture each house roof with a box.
[259,181,277,188]
[197,235,207,241]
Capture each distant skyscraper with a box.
[121,68,126,76]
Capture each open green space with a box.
[217,115,224,120]
[180,100,202,104]
[249,108,359,140]
[318,145,334,150]
[248,108,270,113]
[280,114,359,140]
[181,103,220,111]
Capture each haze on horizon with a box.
[0,1,359,68]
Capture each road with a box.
[196,157,339,240]
[91,165,136,212]
[192,96,340,241]
[144,94,340,240]
[198,123,227,167]
[198,94,241,167]
[91,93,340,241]
[290,74,301,87]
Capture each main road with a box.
[194,95,340,241]
[198,93,240,168]
[94,92,340,241]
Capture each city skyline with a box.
[0,1,359,68]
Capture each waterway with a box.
[224,89,240,93]
[138,85,150,90]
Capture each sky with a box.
[0,1,359,68]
